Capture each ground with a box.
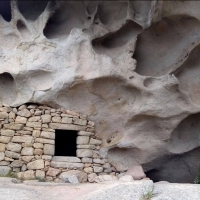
[0,178,200,200]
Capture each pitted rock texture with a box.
[1,0,200,183]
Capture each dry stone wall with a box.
[0,103,117,182]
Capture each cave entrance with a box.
[54,130,78,156]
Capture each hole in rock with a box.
[143,78,161,89]
[98,2,128,25]
[174,44,200,105]
[129,1,152,16]
[55,130,78,157]
[0,72,17,105]
[107,139,111,144]
[93,20,142,49]
[146,147,200,183]
[144,113,200,183]
[0,0,11,22]
[43,1,87,39]
[86,2,98,15]
[17,20,30,39]
[92,20,142,58]
[17,0,50,21]
[135,16,200,76]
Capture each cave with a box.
[145,147,200,183]
[54,129,78,157]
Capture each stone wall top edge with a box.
[0,102,84,116]
[0,103,92,122]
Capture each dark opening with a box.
[0,0,12,22]
[55,129,77,156]
[17,0,51,21]
[16,20,30,39]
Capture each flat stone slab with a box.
[51,161,84,169]
[12,136,33,143]
[4,123,24,130]
[78,131,94,136]
[49,123,86,131]
[52,156,81,163]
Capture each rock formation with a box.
[1,0,200,183]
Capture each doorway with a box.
[55,129,78,156]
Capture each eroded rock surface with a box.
[1,0,200,182]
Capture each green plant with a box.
[35,177,46,182]
[0,171,18,179]
[140,191,153,200]
[194,171,200,184]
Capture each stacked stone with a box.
[0,103,116,182]
[49,131,115,183]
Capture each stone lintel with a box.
[49,123,86,131]
[50,161,84,169]
[52,156,81,163]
